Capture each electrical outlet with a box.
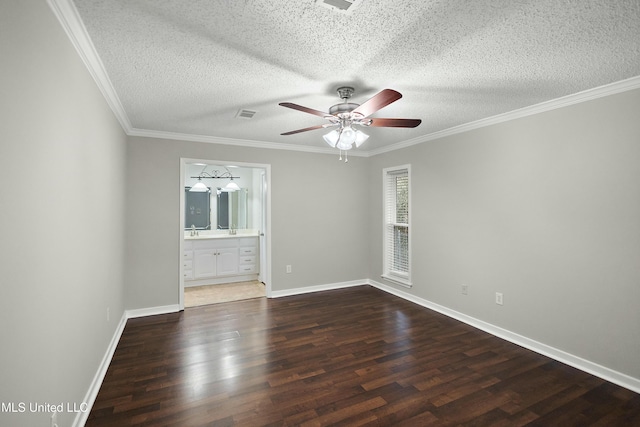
[461,284,468,295]
[495,292,503,305]
[286,265,292,274]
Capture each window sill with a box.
[381,274,412,289]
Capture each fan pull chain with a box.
[338,150,349,162]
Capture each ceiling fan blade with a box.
[279,102,331,118]
[368,118,422,128]
[281,124,334,136]
[352,89,402,118]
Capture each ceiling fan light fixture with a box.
[325,124,368,152]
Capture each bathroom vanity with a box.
[183,234,259,286]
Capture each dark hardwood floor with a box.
[87,286,640,426]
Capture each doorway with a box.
[179,158,271,309]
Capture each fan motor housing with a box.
[329,102,359,115]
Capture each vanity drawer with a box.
[183,259,193,269]
[239,246,256,255]
[238,264,257,273]
[183,269,193,280]
[238,255,255,265]
[184,250,193,260]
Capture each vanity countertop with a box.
[185,230,259,240]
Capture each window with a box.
[383,165,411,287]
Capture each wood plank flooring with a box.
[87,286,640,426]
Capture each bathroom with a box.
[182,161,268,306]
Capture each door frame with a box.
[179,158,272,310]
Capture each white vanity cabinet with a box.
[193,246,238,278]
[183,249,194,280]
[238,238,258,274]
[184,236,259,286]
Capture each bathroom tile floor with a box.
[184,280,265,307]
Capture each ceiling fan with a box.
[279,87,421,160]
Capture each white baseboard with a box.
[125,304,181,319]
[73,312,127,427]
[367,279,640,394]
[75,304,181,425]
[269,279,365,298]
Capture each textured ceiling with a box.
[69,0,640,154]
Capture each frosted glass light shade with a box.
[189,181,208,192]
[225,179,240,191]
[354,130,369,147]
[323,129,339,147]
[336,139,353,150]
[340,126,356,145]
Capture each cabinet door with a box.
[216,248,239,276]
[194,249,216,278]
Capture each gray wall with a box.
[125,137,370,309]
[368,88,640,379]
[0,1,127,426]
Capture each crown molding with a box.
[128,128,369,157]
[368,75,640,157]
[47,0,132,132]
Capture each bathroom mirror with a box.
[184,187,248,230]
[185,188,211,230]
[217,189,248,230]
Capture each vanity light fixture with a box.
[189,167,241,192]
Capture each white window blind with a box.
[383,166,411,286]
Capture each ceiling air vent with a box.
[316,0,364,14]
[236,109,257,119]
